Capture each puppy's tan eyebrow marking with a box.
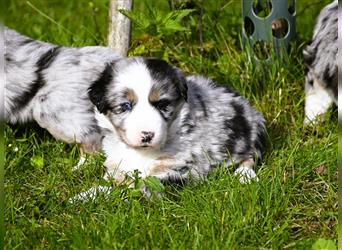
[149,85,162,103]
[123,88,138,104]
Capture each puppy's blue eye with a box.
[121,102,132,112]
[113,102,132,114]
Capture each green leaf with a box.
[312,239,336,250]
[134,178,145,190]
[30,155,44,168]
[119,10,150,30]
[98,179,112,187]
[131,189,143,198]
[132,44,146,55]
[170,9,195,22]
[143,176,165,193]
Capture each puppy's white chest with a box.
[102,133,162,178]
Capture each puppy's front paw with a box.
[148,155,188,176]
[234,166,259,184]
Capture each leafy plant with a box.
[119,170,165,200]
[120,4,194,58]
[120,7,194,37]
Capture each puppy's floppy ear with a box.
[144,57,188,101]
[173,68,188,102]
[88,63,113,113]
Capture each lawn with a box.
[4,0,337,249]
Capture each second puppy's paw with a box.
[234,166,259,184]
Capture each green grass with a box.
[4,0,337,249]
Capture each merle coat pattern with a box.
[88,58,266,185]
[5,27,121,152]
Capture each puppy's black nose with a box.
[141,131,155,143]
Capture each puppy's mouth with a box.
[133,143,161,150]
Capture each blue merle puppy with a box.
[303,0,337,124]
[71,58,266,201]
[88,57,267,186]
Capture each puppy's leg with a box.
[234,158,259,183]
[73,143,100,170]
[148,155,189,182]
[73,146,88,171]
[304,78,333,124]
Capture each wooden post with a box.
[108,0,133,56]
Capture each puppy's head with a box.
[89,57,187,149]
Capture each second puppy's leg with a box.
[304,78,333,124]
[234,158,259,183]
